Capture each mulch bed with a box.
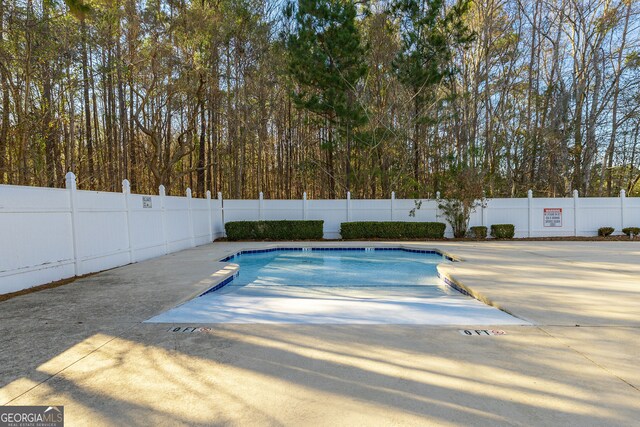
[0,273,96,303]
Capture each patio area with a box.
[1,241,639,426]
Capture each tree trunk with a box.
[117,38,128,181]
[604,0,631,196]
[0,80,8,184]
[197,92,206,197]
[413,100,421,195]
[19,0,34,184]
[0,0,5,182]
[81,20,94,186]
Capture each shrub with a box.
[409,167,487,238]
[598,227,615,237]
[340,221,446,239]
[490,224,515,239]
[622,227,640,237]
[470,226,487,239]
[436,199,481,238]
[225,220,323,241]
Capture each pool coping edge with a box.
[436,264,533,325]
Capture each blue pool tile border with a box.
[437,273,473,298]
[436,271,522,322]
[219,247,455,263]
[199,272,240,296]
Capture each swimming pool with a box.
[146,248,526,325]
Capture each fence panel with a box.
[211,197,225,238]
[467,205,484,230]
[75,190,130,274]
[485,199,529,238]
[263,200,304,220]
[164,196,192,252]
[531,198,576,237]
[392,199,439,221]
[0,186,74,294]
[224,200,260,222]
[191,198,212,246]
[129,194,165,262]
[307,199,347,239]
[625,198,640,230]
[351,199,392,222]
[578,197,623,235]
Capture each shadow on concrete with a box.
[2,242,640,425]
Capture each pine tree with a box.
[393,0,473,193]
[285,0,368,196]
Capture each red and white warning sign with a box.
[543,208,562,227]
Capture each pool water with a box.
[147,249,526,325]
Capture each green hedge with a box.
[598,227,615,237]
[225,220,324,241]
[340,221,446,239]
[490,224,515,239]
[622,227,640,237]
[470,226,487,239]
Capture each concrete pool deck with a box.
[1,241,639,426]
[146,249,527,325]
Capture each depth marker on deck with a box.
[459,329,507,336]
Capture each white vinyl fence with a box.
[224,189,640,239]
[0,173,224,294]
[1,176,639,294]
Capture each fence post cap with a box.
[391,191,395,199]
[186,188,192,198]
[259,191,263,199]
[620,189,626,198]
[65,172,77,189]
[217,191,222,200]
[303,192,307,200]
[347,191,351,200]
[527,189,533,198]
[122,179,131,194]
[206,190,211,199]
[436,191,441,199]
[159,185,166,196]
[573,189,579,198]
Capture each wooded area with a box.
[0,0,639,198]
